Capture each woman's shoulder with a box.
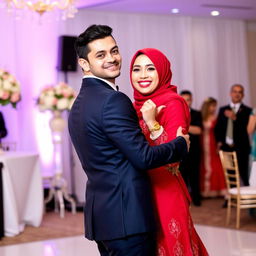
[164,93,187,107]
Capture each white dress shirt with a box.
[230,102,241,114]
[83,75,118,91]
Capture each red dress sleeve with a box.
[159,97,190,142]
[139,96,190,146]
[153,97,190,169]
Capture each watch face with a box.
[154,122,161,130]
[150,122,161,132]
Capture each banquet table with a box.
[0,151,43,237]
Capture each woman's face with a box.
[209,103,217,114]
[131,54,159,95]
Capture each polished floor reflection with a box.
[196,225,256,256]
[0,225,255,256]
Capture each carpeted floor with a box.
[0,198,255,246]
[190,197,256,232]
[0,211,84,246]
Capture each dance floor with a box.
[0,225,255,256]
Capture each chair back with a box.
[219,150,240,191]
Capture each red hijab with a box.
[130,48,190,135]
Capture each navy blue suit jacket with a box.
[68,78,187,241]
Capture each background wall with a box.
[60,10,251,109]
[0,9,253,201]
[247,21,256,107]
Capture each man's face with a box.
[78,36,122,83]
[230,85,244,104]
[181,94,192,108]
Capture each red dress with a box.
[139,107,208,256]
[200,119,226,197]
[130,48,208,255]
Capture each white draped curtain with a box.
[0,9,252,198]
[61,10,250,108]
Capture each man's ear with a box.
[78,58,90,72]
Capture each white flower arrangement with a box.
[0,69,21,108]
[37,82,76,112]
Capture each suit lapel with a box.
[237,104,244,114]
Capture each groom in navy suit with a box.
[68,24,189,256]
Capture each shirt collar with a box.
[230,102,241,112]
[83,75,117,91]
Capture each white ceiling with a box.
[76,0,256,20]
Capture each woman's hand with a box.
[140,99,165,127]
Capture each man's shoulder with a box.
[191,108,201,116]
[220,104,229,109]
[104,91,133,108]
[241,104,252,112]
[81,78,132,105]
[82,77,109,87]
[218,105,229,112]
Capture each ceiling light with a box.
[171,8,179,14]
[4,0,78,19]
[211,10,220,16]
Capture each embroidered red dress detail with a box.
[140,119,208,256]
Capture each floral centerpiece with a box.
[37,82,76,112]
[0,69,21,108]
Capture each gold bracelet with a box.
[149,122,161,132]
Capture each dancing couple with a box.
[68,24,208,256]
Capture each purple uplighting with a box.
[0,9,61,176]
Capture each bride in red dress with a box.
[130,48,208,256]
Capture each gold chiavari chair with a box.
[219,150,256,228]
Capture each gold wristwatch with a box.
[149,122,161,132]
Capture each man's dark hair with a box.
[74,24,113,60]
[230,84,244,93]
[180,90,192,96]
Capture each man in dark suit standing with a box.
[179,90,203,206]
[68,25,189,256]
[215,84,252,186]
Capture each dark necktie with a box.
[116,85,119,91]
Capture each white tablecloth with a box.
[0,152,43,236]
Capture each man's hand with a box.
[188,125,202,135]
[176,126,190,151]
[216,142,222,154]
[224,109,236,120]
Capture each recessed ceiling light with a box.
[171,8,179,14]
[211,10,220,16]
